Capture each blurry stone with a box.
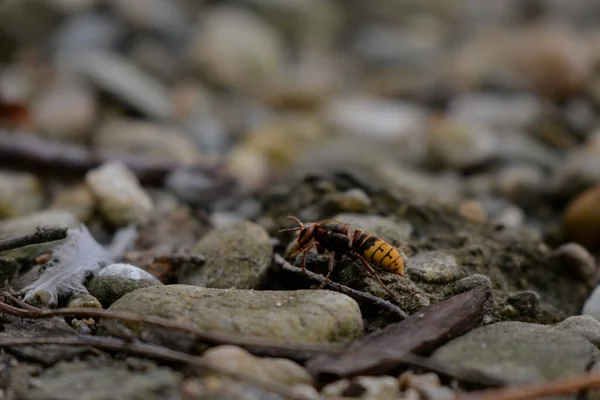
[321,376,399,399]
[495,164,545,201]
[87,263,163,308]
[32,76,97,143]
[50,184,95,222]
[326,95,427,140]
[108,0,189,39]
[582,285,600,315]
[562,183,600,250]
[427,118,497,170]
[479,197,525,228]
[188,6,286,89]
[508,22,594,100]
[49,0,100,13]
[551,147,600,200]
[458,200,488,224]
[100,285,364,343]
[201,345,313,386]
[50,11,125,57]
[241,0,343,49]
[226,148,270,192]
[398,370,455,400]
[493,131,559,168]
[352,23,443,71]
[129,38,180,83]
[449,93,542,130]
[549,242,597,283]
[94,117,201,163]
[67,293,102,309]
[0,170,43,218]
[0,210,78,240]
[179,221,272,289]
[65,49,173,119]
[324,188,372,213]
[85,161,154,227]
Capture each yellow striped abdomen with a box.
[352,230,405,275]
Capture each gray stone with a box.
[67,293,102,309]
[549,242,597,283]
[0,210,78,240]
[22,359,181,400]
[583,285,600,315]
[86,263,163,308]
[100,285,364,343]
[178,221,273,290]
[431,321,599,384]
[407,251,466,284]
[0,170,44,218]
[322,376,400,399]
[85,161,154,226]
[556,315,600,347]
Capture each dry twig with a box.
[0,226,68,253]
[274,253,409,320]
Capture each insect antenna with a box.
[278,215,305,233]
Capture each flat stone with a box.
[99,285,364,343]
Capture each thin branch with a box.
[0,294,505,390]
[0,335,312,400]
[274,254,409,320]
[0,226,68,253]
[456,370,600,400]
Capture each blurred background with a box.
[1,0,600,253]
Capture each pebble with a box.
[549,242,597,283]
[23,359,181,400]
[556,315,600,347]
[66,48,173,120]
[67,293,102,309]
[323,188,372,213]
[200,345,313,386]
[100,285,364,343]
[31,75,97,142]
[0,210,79,240]
[178,221,273,290]
[49,184,96,222]
[0,170,43,218]
[321,376,399,400]
[581,285,600,315]
[506,290,541,318]
[85,161,154,227]
[562,183,600,250]
[86,263,163,308]
[430,321,599,384]
[550,148,600,200]
[427,118,497,170]
[93,117,201,163]
[406,251,466,284]
[326,95,427,140]
[188,6,286,89]
[108,0,189,39]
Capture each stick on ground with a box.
[0,226,68,253]
[274,253,409,320]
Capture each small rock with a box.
[321,376,399,399]
[50,184,96,222]
[178,221,273,290]
[85,161,154,226]
[582,285,600,315]
[458,200,488,224]
[66,49,173,119]
[23,359,181,400]
[431,321,599,384]
[201,345,313,386]
[326,95,427,140]
[31,76,97,143]
[398,371,455,400]
[323,188,372,213]
[562,183,600,250]
[407,252,466,284]
[427,118,497,170]
[549,242,597,283]
[495,164,545,202]
[100,285,364,343]
[67,293,102,309]
[86,263,163,308]
[331,213,413,245]
[0,210,78,240]
[506,290,541,318]
[550,147,600,200]
[109,0,189,38]
[188,6,286,89]
[434,274,493,299]
[556,315,600,347]
[0,170,43,218]
[93,117,201,164]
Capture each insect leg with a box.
[355,254,400,304]
[299,240,316,273]
[313,251,336,290]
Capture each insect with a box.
[279,216,405,301]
